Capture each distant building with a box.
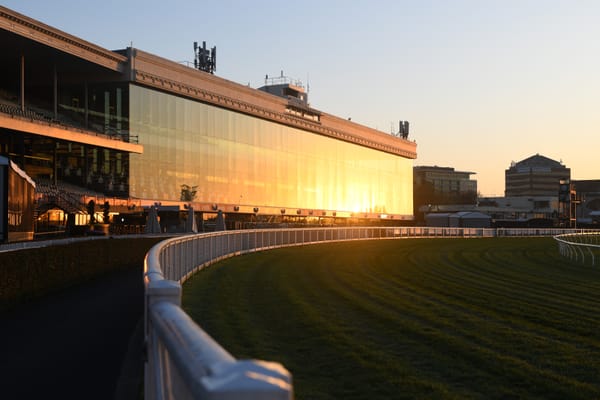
[505,154,570,197]
[477,196,558,227]
[425,211,491,228]
[413,166,477,220]
[414,166,477,201]
[572,180,600,225]
[421,155,576,228]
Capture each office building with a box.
[414,166,477,206]
[571,180,600,225]
[505,154,570,197]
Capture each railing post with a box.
[145,279,182,400]
[200,360,292,400]
[148,279,182,307]
[146,278,182,344]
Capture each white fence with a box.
[143,226,587,399]
[554,232,600,266]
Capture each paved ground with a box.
[0,266,144,400]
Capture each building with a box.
[413,166,477,220]
[1,155,35,242]
[571,180,600,226]
[505,154,570,197]
[414,166,477,204]
[425,211,491,228]
[477,196,558,227]
[0,6,417,231]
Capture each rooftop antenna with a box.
[194,41,217,74]
[398,120,409,139]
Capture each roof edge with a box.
[0,6,127,72]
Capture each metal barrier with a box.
[143,226,587,399]
[554,231,600,265]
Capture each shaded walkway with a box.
[0,266,144,399]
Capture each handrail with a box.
[144,230,294,400]
[553,231,600,265]
[143,226,591,399]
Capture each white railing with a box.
[554,231,600,265]
[143,226,588,399]
[143,232,293,400]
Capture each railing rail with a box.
[144,230,295,400]
[144,226,592,399]
[554,231,600,265]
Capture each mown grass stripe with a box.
[183,237,600,399]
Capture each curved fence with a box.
[554,232,600,266]
[143,226,585,399]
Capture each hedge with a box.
[0,237,165,311]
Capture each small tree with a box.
[180,184,198,202]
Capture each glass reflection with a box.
[129,85,413,215]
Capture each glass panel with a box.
[129,85,413,216]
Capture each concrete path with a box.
[0,266,144,400]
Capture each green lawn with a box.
[182,237,600,400]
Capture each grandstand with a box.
[0,5,417,239]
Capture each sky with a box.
[4,0,600,196]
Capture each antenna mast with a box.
[193,41,217,74]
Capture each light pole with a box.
[573,200,580,229]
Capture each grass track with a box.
[182,237,600,399]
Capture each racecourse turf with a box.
[182,237,600,399]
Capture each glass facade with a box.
[129,85,413,216]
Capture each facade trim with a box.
[133,69,417,159]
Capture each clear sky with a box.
[5,0,599,196]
